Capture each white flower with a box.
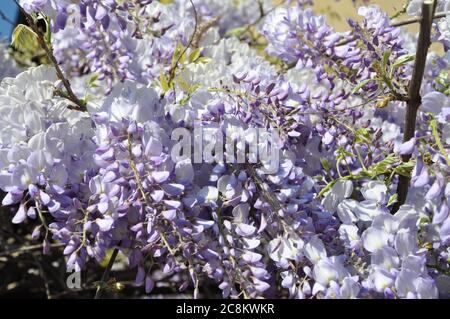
[421,91,449,114]
[403,255,427,275]
[0,42,21,79]
[197,186,219,205]
[406,0,425,16]
[372,213,399,235]
[338,199,384,223]
[369,267,395,292]
[313,259,340,286]
[217,174,241,200]
[337,199,359,224]
[362,227,390,253]
[339,224,360,249]
[304,236,327,264]
[395,269,438,299]
[340,277,361,299]
[175,158,194,184]
[394,228,418,257]
[0,66,89,146]
[361,181,388,203]
[312,257,349,287]
[232,203,250,224]
[322,180,353,212]
[381,121,402,143]
[268,237,283,262]
[394,205,420,230]
[100,82,161,123]
[371,247,400,270]
[415,277,439,299]
[268,234,304,262]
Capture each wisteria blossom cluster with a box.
[0,0,449,298]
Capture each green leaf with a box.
[382,49,392,69]
[171,42,186,69]
[160,71,171,92]
[336,146,353,160]
[11,24,38,51]
[320,158,330,171]
[175,76,201,97]
[387,193,398,207]
[429,115,450,166]
[317,180,337,199]
[225,27,247,38]
[355,128,371,144]
[314,175,324,181]
[159,0,174,4]
[175,76,191,93]
[189,48,202,63]
[418,215,430,225]
[369,154,398,177]
[352,79,371,93]
[323,64,336,76]
[190,84,201,94]
[86,73,99,88]
[392,54,415,70]
[394,160,416,177]
[195,56,212,64]
[41,16,52,45]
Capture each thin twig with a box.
[235,0,289,41]
[94,247,120,299]
[390,0,412,20]
[166,0,198,89]
[13,0,87,112]
[0,243,64,257]
[336,10,448,47]
[392,0,437,214]
[32,254,52,299]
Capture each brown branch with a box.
[392,10,449,27]
[191,16,220,49]
[391,0,437,214]
[13,1,87,112]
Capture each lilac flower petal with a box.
[162,183,185,196]
[162,210,177,221]
[235,223,256,237]
[440,218,450,243]
[433,204,449,225]
[96,216,114,231]
[12,204,27,224]
[145,276,154,294]
[151,171,170,184]
[398,138,416,155]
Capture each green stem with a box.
[94,247,119,299]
